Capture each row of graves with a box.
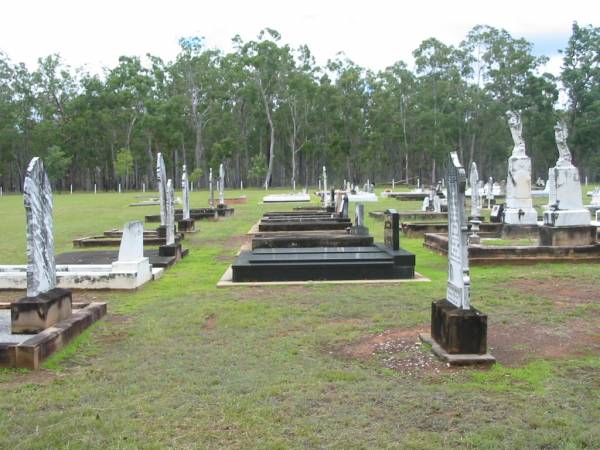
[0,153,236,369]
[418,112,600,264]
[220,174,415,285]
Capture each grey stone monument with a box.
[156,153,167,227]
[218,163,225,207]
[540,121,593,246]
[469,162,481,219]
[322,166,329,207]
[504,111,537,226]
[158,179,183,261]
[421,152,493,364]
[11,157,72,333]
[350,204,369,236]
[178,165,196,233]
[209,168,215,208]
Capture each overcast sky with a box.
[2,0,599,76]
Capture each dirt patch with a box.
[0,369,58,389]
[510,278,599,307]
[338,318,600,374]
[202,313,217,331]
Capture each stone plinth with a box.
[504,207,537,225]
[501,223,539,239]
[178,218,196,233]
[159,243,182,260]
[543,209,591,227]
[11,288,72,334]
[539,225,596,247]
[430,299,487,355]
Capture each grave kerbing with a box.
[421,152,494,364]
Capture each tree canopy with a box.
[0,23,598,191]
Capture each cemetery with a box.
[1,11,599,448]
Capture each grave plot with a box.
[0,157,106,369]
[422,120,600,264]
[223,208,416,284]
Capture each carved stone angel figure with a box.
[506,111,526,157]
[554,120,572,166]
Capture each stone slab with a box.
[419,333,495,366]
[258,220,351,232]
[11,288,72,334]
[252,232,373,249]
[56,250,177,269]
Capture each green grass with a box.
[0,187,599,448]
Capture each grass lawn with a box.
[0,187,599,449]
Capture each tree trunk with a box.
[262,93,275,189]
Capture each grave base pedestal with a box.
[11,288,72,334]
[501,223,539,239]
[538,225,596,247]
[430,299,488,355]
[156,225,177,239]
[159,243,182,261]
[178,218,196,233]
[503,208,537,226]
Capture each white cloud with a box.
[1,0,599,73]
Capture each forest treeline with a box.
[1,23,599,191]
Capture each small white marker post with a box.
[70,184,73,194]
[240,180,243,190]
[94,184,97,194]
[142,183,146,193]
[118,183,122,193]
[392,179,395,190]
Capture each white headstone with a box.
[504,111,537,225]
[591,187,600,206]
[432,194,441,213]
[218,163,225,206]
[165,179,175,245]
[209,168,214,207]
[182,165,190,220]
[118,221,144,261]
[543,121,591,226]
[156,153,167,226]
[323,166,328,206]
[469,162,480,218]
[142,182,146,193]
[446,152,470,310]
[70,184,73,194]
[94,184,97,194]
[355,204,364,227]
[24,157,56,297]
[118,183,121,193]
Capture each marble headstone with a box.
[504,111,537,225]
[543,121,590,226]
[322,166,328,206]
[182,165,190,220]
[156,153,167,226]
[165,179,175,246]
[218,163,225,206]
[118,221,144,262]
[446,152,470,310]
[209,168,214,207]
[469,162,480,218]
[23,157,56,297]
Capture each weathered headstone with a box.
[178,165,196,232]
[209,168,214,207]
[165,179,175,246]
[156,153,167,226]
[322,166,328,206]
[350,204,369,236]
[341,194,349,219]
[486,176,494,209]
[424,152,492,363]
[384,209,400,251]
[504,111,537,225]
[540,121,592,246]
[117,221,145,262]
[11,157,72,333]
[469,162,481,219]
[218,163,225,206]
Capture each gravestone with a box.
[117,221,145,261]
[209,168,214,207]
[591,187,600,206]
[322,166,328,206]
[11,157,72,333]
[178,165,196,232]
[425,152,491,361]
[504,111,537,225]
[540,121,593,246]
[432,193,441,213]
[218,163,225,207]
[486,176,495,208]
[469,162,481,219]
[159,179,183,260]
[341,194,349,219]
[350,204,369,236]
[156,153,167,227]
[384,209,400,251]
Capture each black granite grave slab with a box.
[232,243,415,282]
[252,232,374,249]
[258,219,352,232]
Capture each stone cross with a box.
[182,164,190,220]
[446,152,470,310]
[218,163,225,206]
[156,153,167,226]
[209,168,214,207]
[469,161,480,218]
[165,179,175,246]
[23,157,56,297]
[118,221,144,262]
